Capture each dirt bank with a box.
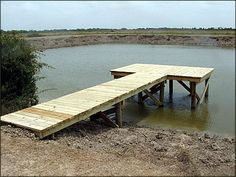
[27,34,235,50]
[1,120,235,176]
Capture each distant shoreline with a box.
[26,34,236,50]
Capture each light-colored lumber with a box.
[97,111,119,128]
[1,64,214,139]
[138,92,143,104]
[143,89,162,106]
[111,63,214,83]
[205,78,209,98]
[159,81,165,106]
[199,79,210,104]
[177,80,200,101]
[190,82,197,109]
[169,80,173,98]
[115,102,122,127]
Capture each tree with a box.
[1,32,48,115]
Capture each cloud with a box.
[1,1,235,30]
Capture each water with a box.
[37,44,235,136]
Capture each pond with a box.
[37,44,235,136]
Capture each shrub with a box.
[1,32,48,115]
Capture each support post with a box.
[115,102,123,127]
[190,82,196,109]
[138,92,143,104]
[50,133,55,140]
[205,78,209,98]
[169,80,173,99]
[159,81,164,106]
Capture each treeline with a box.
[1,27,234,33]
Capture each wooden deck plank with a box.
[15,111,61,124]
[34,104,80,115]
[11,112,55,126]
[37,73,166,138]
[111,64,214,83]
[1,113,48,131]
[22,107,72,120]
[46,100,101,107]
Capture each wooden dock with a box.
[1,64,214,139]
[111,64,214,107]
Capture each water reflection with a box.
[124,93,210,132]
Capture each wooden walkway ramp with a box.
[1,72,166,138]
[1,64,214,139]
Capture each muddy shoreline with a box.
[1,120,235,176]
[27,34,236,50]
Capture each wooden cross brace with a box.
[143,89,163,107]
[176,78,210,108]
[90,107,119,128]
[199,78,209,104]
[177,80,200,102]
[142,83,161,101]
[138,82,165,106]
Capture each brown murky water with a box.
[37,44,235,136]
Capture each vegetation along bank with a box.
[27,34,235,50]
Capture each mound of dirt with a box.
[1,120,235,176]
[26,34,236,50]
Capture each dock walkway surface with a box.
[1,64,214,139]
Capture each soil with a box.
[1,120,235,176]
[26,34,236,50]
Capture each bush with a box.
[1,32,47,115]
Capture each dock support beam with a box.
[115,102,123,127]
[142,84,161,101]
[159,81,165,106]
[169,80,173,100]
[205,78,209,98]
[97,111,119,128]
[190,82,197,109]
[138,92,143,104]
[199,78,210,104]
[143,89,163,106]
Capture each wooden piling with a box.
[205,78,209,98]
[190,82,196,109]
[138,92,143,104]
[115,102,123,127]
[51,133,55,140]
[159,81,164,106]
[169,80,173,99]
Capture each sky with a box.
[1,1,235,30]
